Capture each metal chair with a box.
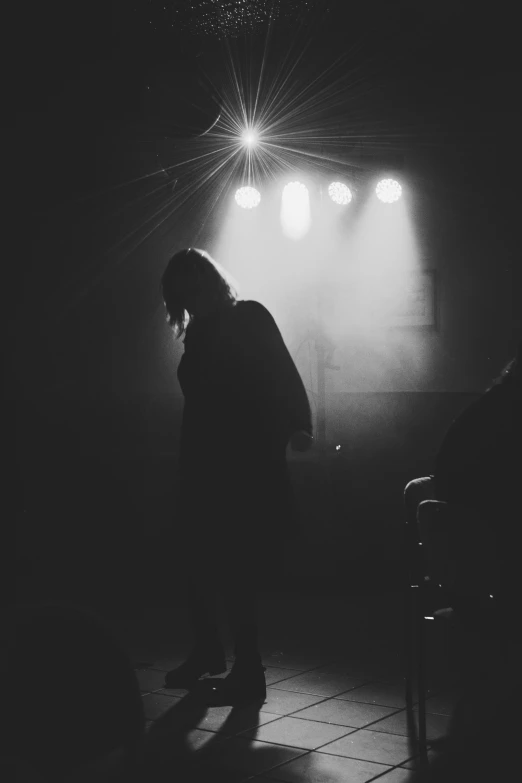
[404,487,498,769]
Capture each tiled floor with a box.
[11,591,518,782]
[102,590,522,783]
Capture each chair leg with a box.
[405,582,415,708]
[404,521,418,710]
[416,586,429,768]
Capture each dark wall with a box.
[402,151,521,392]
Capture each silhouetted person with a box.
[160,248,313,706]
[405,341,522,608]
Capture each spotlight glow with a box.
[235,186,261,209]
[283,180,309,200]
[280,181,310,239]
[376,178,402,203]
[241,127,259,148]
[328,181,352,205]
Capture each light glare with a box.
[241,127,259,148]
[376,178,402,203]
[328,182,352,205]
[235,186,261,209]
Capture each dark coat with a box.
[176,299,312,561]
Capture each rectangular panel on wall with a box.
[387,270,437,328]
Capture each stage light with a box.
[376,178,402,203]
[328,181,352,205]
[282,180,309,203]
[281,181,310,239]
[234,186,261,209]
[241,127,259,148]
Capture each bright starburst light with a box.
[112,12,411,257]
[159,31,407,212]
[376,179,402,204]
[241,127,259,148]
[58,5,414,319]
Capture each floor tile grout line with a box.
[237,746,396,783]
[363,764,411,783]
[285,739,418,774]
[141,685,447,723]
[229,704,411,739]
[140,687,426,717]
[142,696,403,735]
[264,679,390,698]
[143,711,441,751]
[141,683,393,706]
[208,736,403,778]
[143,713,441,747]
[309,742,420,767]
[207,748,317,783]
[140,678,448,740]
[142,698,401,735]
[267,690,419,709]
[141,704,427,773]
[262,694,392,722]
[152,731,421,779]
[261,695,413,715]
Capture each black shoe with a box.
[164,647,227,689]
[205,661,266,706]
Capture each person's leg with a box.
[223,567,262,667]
[204,551,266,706]
[164,558,226,688]
[174,483,225,650]
[184,564,222,650]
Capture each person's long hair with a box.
[161,247,239,339]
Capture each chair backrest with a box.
[417,500,497,597]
